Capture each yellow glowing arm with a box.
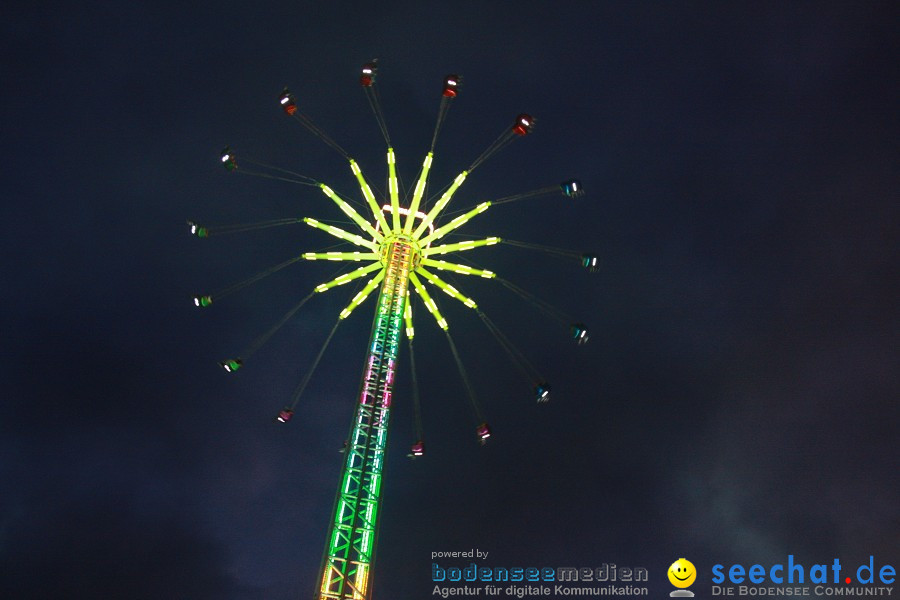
[413,170,468,238]
[409,271,448,330]
[302,251,379,261]
[422,237,501,257]
[420,259,495,279]
[417,267,478,309]
[349,159,390,233]
[419,201,491,246]
[387,148,400,232]
[339,271,385,319]
[303,218,379,251]
[404,153,433,233]
[319,184,383,241]
[404,291,414,340]
[314,262,383,293]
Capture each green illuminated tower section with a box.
[318,235,416,599]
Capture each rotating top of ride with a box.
[198,60,594,442]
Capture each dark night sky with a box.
[1,2,897,599]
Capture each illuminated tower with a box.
[318,232,413,598]
[193,62,590,600]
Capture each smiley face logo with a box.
[668,558,696,588]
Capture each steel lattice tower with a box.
[318,236,414,599]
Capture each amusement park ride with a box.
[191,60,593,600]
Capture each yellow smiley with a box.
[668,558,697,588]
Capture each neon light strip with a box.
[387,148,400,232]
[419,201,491,246]
[315,262,383,293]
[404,153,433,233]
[417,267,479,309]
[413,170,468,238]
[319,184,383,241]
[304,218,379,250]
[420,258,495,278]
[303,252,379,261]
[349,159,390,234]
[409,271,448,330]
[339,271,385,319]
[422,237,501,256]
[404,291,414,339]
